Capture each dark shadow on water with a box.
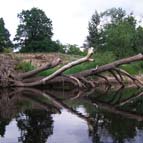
[0,86,143,142]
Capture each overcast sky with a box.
[0,0,143,46]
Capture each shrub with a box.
[16,61,35,72]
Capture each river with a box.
[0,86,143,143]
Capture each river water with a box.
[0,86,143,143]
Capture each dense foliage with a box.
[14,8,60,52]
[64,44,85,55]
[87,8,143,58]
[0,18,13,52]
[0,7,143,57]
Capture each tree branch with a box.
[17,58,61,79]
[15,48,94,87]
[114,68,143,86]
[74,53,143,77]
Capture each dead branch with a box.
[93,100,143,121]
[74,53,143,77]
[114,68,124,81]
[18,58,61,79]
[114,68,143,87]
[1,49,143,88]
[94,74,111,86]
[109,70,124,86]
[78,77,96,88]
[116,90,143,107]
[15,48,94,87]
[68,76,84,88]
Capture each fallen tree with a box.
[1,48,143,88]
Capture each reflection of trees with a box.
[16,109,53,143]
[0,89,21,137]
[101,112,138,143]
[0,118,11,137]
[0,88,57,141]
[0,89,21,120]
[36,88,143,143]
[15,87,143,143]
[59,87,143,143]
[85,88,143,143]
[42,87,143,143]
[1,86,143,143]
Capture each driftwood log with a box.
[1,48,143,88]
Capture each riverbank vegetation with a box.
[14,51,143,76]
[0,7,143,57]
[1,7,143,88]
[4,50,142,77]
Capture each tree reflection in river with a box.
[16,109,53,143]
[0,86,143,142]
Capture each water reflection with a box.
[0,87,143,142]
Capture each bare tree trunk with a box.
[15,48,94,87]
[0,49,143,88]
[74,53,143,77]
[17,58,61,79]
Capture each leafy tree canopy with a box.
[0,18,13,52]
[66,44,84,55]
[14,7,58,52]
[87,8,143,58]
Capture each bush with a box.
[93,51,116,65]
[3,48,13,53]
[16,62,35,72]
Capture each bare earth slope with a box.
[14,53,81,67]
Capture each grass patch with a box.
[38,67,59,76]
[120,61,143,75]
[16,61,35,72]
[64,51,116,74]
[37,51,138,76]
[15,52,143,76]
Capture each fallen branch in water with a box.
[0,48,143,88]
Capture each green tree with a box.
[101,8,126,24]
[87,8,143,58]
[17,109,53,143]
[87,11,101,49]
[104,15,137,58]
[66,44,84,55]
[14,8,56,52]
[135,26,143,53]
[0,18,13,52]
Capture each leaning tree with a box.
[0,48,143,88]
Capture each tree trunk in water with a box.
[0,49,143,88]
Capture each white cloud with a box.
[0,0,143,46]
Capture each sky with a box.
[0,0,143,46]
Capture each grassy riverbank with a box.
[15,51,143,76]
